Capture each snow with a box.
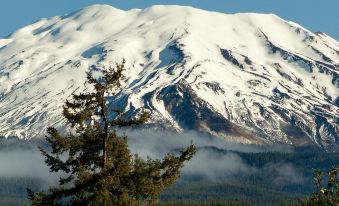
[0,4,338,147]
[0,39,12,48]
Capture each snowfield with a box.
[0,5,338,150]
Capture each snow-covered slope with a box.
[0,5,338,151]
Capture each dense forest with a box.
[160,146,339,205]
[1,139,338,206]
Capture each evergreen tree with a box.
[280,166,339,206]
[309,166,339,206]
[27,60,196,206]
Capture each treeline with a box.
[159,147,339,205]
[0,147,338,205]
[160,180,305,205]
[0,177,44,206]
[202,146,339,170]
[0,177,43,195]
[238,149,339,170]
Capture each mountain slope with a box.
[0,5,338,150]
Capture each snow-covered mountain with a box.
[0,5,338,151]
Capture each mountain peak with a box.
[73,4,125,18]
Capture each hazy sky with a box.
[0,0,338,40]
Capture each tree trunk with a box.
[101,90,109,168]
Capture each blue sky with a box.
[0,0,338,40]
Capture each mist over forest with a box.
[1,130,337,205]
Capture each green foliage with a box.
[280,166,339,206]
[27,60,196,206]
[309,166,338,205]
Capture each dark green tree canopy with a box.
[28,60,196,206]
[310,166,339,206]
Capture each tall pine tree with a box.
[27,60,196,206]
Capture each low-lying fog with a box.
[0,130,304,187]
